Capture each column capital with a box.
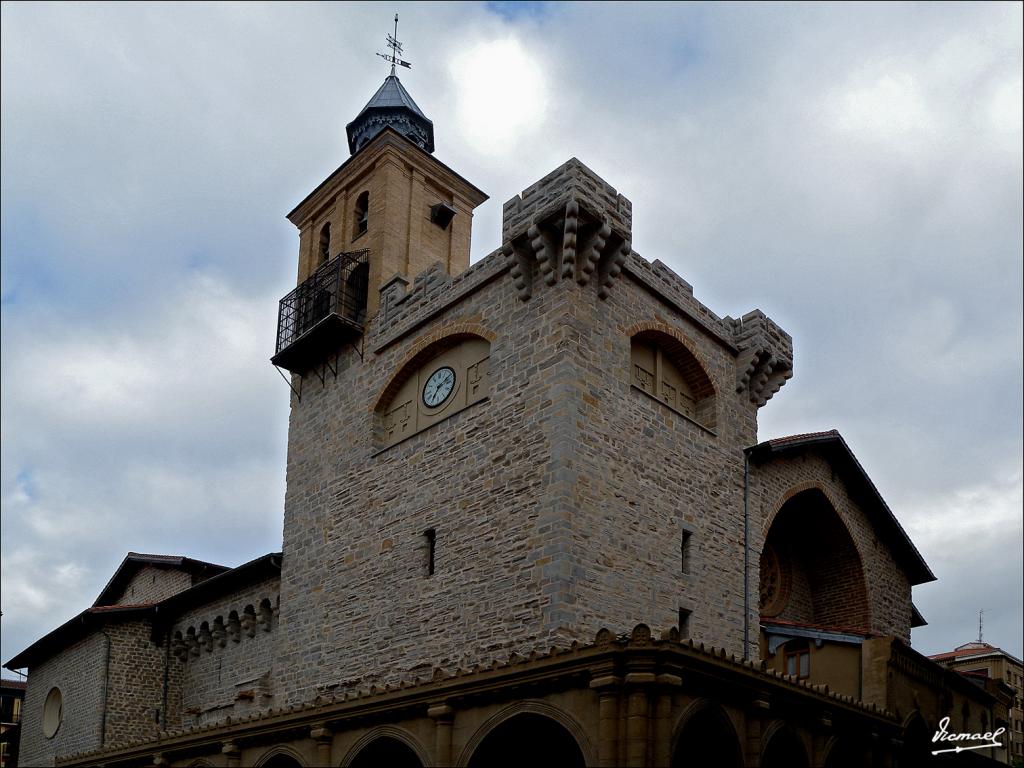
[428,702,455,720]
[310,724,333,743]
[589,674,623,691]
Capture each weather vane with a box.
[377,13,411,75]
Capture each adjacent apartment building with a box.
[931,642,1024,765]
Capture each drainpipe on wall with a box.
[159,607,170,729]
[99,630,111,748]
[742,450,751,662]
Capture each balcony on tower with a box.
[271,249,370,374]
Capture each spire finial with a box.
[978,609,984,643]
[377,13,411,76]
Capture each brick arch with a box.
[625,320,717,399]
[760,487,871,630]
[456,700,595,767]
[254,745,307,767]
[763,481,845,538]
[341,725,431,767]
[372,323,496,413]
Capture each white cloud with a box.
[448,37,550,155]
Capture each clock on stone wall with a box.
[422,366,456,408]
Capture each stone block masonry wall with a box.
[111,566,192,606]
[19,634,106,767]
[749,452,914,642]
[169,578,280,728]
[562,271,762,660]
[276,277,574,702]
[101,621,167,749]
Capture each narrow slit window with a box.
[424,528,436,577]
[678,608,692,639]
[681,530,692,574]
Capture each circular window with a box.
[42,686,63,738]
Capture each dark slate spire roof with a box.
[346,74,434,155]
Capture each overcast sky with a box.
[2,2,1021,669]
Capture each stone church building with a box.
[6,68,1013,767]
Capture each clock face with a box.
[423,366,456,408]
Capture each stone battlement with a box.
[502,157,632,243]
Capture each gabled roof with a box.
[746,430,935,586]
[92,552,229,607]
[5,553,281,672]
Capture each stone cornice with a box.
[60,624,899,767]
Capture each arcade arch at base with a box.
[458,701,591,768]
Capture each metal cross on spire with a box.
[376,13,412,75]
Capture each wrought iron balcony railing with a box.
[272,249,369,373]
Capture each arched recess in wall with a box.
[353,191,369,239]
[374,331,493,449]
[761,724,809,768]
[254,746,306,767]
[461,704,589,768]
[900,711,932,767]
[759,488,870,630]
[318,222,331,266]
[821,735,867,768]
[342,726,430,768]
[628,327,717,430]
[670,699,743,768]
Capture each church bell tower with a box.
[272,27,487,374]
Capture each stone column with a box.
[222,741,241,768]
[590,672,622,768]
[746,698,770,768]
[311,724,333,766]
[625,672,655,768]
[428,702,455,767]
[653,673,682,767]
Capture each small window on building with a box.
[784,640,810,679]
[681,529,693,574]
[354,191,369,238]
[424,529,436,577]
[678,608,692,639]
[42,686,62,738]
[318,222,331,265]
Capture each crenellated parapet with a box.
[727,310,794,407]
[501,158,633,300]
